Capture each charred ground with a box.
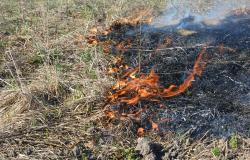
[97,13,250,138]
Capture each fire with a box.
[150,119,159,131]
[88,6,250,136]
[115,8,153,25]
[109,48,207,105]
[105,48,206,135]
[137,127,145,136]
[87,13,208,135]
[109,69,160,105]
[86,36,98,45]
[105,110,117,119]
[163,48,206,97]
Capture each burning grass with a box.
[103,48,207,134]
[108,48,206,105]
[89,7,250,139]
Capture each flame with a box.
[137,127,145,136]
[109,69,160,105]
[87,12,209,134]
[115,40,133,51]
[163,48,206,97]
[105,110,117,119]
[108,68,119,74]
[105,108,145,122]
[115,8,153,25]
[150,119,159,131]
[86,36,98,45]
[86,9,151,54]
[109,48,207,105]
[105,48,207,134]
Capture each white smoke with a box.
[152,0,250,28]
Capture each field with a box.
[0,0,249,159]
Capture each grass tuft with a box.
[211,147,221,157]
[229,133,238,150]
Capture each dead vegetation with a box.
[0,0,249,159]
[0,0,166,159]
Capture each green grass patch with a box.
[211,147,221,157]
[123,148,138,160]
[85,69,97,79]
[229,133,238,150]
[80,50,93,63]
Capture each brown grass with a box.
[0,0,167,159]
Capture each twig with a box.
[0,125,49,140]
[123,44,235,52]
[17,139,65,148]
[5,49,29,94]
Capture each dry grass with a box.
[0,0,249,159]
[0,0,167,159]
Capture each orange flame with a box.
[163,48,206,97]
[106,47,206,134]
[115,8,153,26]
[150,119,159,131]
[109,48,207,105]
[137,127,145,136]
[105,110,117,119]
[87,13,209,134]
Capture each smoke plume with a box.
[152,0,250,28]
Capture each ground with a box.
[0,0,249,159]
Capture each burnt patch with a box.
[95,13,250,138]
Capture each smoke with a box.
[152,0,250,28]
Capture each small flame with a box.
[108,68,119,74]
[105,110,116,119]
[86,36,98,45]
[116,9,153,25]
[137,127,145,136]
[150,119,159,131]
